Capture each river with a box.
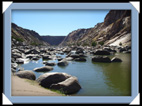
[17,53,131,96]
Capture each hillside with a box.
[11,23,49,46]
[60,10,131,47]
[41,36,66,46]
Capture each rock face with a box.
[50,76,81,94]
[16,70,36,80]
[60,10,131,47]
[36,72,71,88]
[92,56,111,63]
[12,23,49,46]
[41,35,66,46]
[33,66,53,72]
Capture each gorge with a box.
[11,10,131,96]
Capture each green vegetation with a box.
[77,42,81,46]
[31,42,39,46]
[50,89,65,96]
[25,79,37,85]
[98,41,104,46]
[12,36,24,42]
[91,41,97,47]
[83,42,89,46]
[119,42,122,46]
[25,79,65,95]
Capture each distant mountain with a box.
[11,23,49,46]
[60,10,131,47]
[41,36,66,46]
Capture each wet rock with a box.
[16,70,36,80]
[92,56,111,63]
[15,58,24,64]
[76,48,84,54]
[11,63,18,69]
[12,52,22,58]
[11,68,16,73]
[42,55,52,60]
[31,56,41,61]
[50,76,81,94]
[93,50,111,55]
[57,60,68,66]
[36,72,71,88]
[111,57,122,62]
[45,62,56,66]
[57,58,63,61]
[25,49,39,54]
[33,66,53,72]
[26,54,35,59]
[70,54,80,59]
[74,58,86,62]
[64,57,73,61]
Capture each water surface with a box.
[17,53,131,96]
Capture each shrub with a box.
[12,36,24,42]
[119,42,122,46]
[98,41,104,46]
[91,41,97,47]
[31,42,39,46]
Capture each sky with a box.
[12,10,109,36]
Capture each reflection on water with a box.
[17,53,131,96]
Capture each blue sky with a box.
[12,10,109,36]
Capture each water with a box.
[17,53,131,96]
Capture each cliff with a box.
[41,36,66,46]
[60,10,131,47]
[11,23,49,46]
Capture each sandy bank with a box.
[11,75,63,96]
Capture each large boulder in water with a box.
[111,57,122,62]
[33,66,53,72]
[50,76,81,94]
[36,72,71,88]
[70,54,80,59]
[74,58,86,62]
[45,62,56,66]
[16,70,36,80]
[93,50,111,55]
[57,60,68,66]
[92,56,111,63]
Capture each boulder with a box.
[15,58,24,64]
[57,58,63,61]
[64,57,73,61]
[92,56,111,63]
[74,58,86,62]
[45,62,56,66]
[57,60,68,66]
[36,72,71,88]
[31,56,40,61]
[76,48,84,54]
[93,50,111,55]
[42,55,52,60]
[50,76,81,94]
[33,66,53,72]
[12,52,22,58]
[26,54,35,59]
[70,54,80,59]
[111,57,122,62]
[16,70,36,80]
[11,63,18,69]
